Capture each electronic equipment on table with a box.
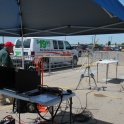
[21,85,72,98]
[12,85,72,113]
[0,66,41,93]
[0,86,75,124]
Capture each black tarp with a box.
[0,0,124,37]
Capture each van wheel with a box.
[78,51,82,57]
[51,64,56,69]
[28,66,36,71]
[71,56,78,66]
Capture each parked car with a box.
[94,46,103,51]
[110,47,114,51]
[81,44,88,51]
[86,45,103,51]
[71,45,83,57]
[121,46,124,52]
[102,47,111,51]
[113,47,120,51]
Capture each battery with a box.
[0,118,15,124]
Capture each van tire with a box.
[78,51,82,57]
[71,56,78,66]
[28,66,36,71]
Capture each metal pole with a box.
[111,36,113,43]
[108,37,110,42]
[92,36,94,44]
[94,35,96,44]
[65,36,66,41]
[18,0,24,69]
[2,36,4,44]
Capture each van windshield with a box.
[15,39,31,48]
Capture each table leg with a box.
[51,106,54,124]
[106,64,109,84]
[70,97,72,124]
[116,62,118,79]
[17,99,21,124]
[41,58,44,86]
[97,63,98,83]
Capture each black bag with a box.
[13,99,28,113]
[13,99,36,113]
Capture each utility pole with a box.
[108,37,110,42]
[92,36,94,44]
[111,36,113,43]
[92,35,96,44]
[94,35,96,44]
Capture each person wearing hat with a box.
[0,41,15,68]
[0,41,15,105]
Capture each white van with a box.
[13,38,78,70]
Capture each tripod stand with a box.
[76,49,98,90]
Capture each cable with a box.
[73,89,97,123]
[35,93,63,122]
[59,100,70,123]
[15,112,30,124]
[116,79,124,92]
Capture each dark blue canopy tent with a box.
[93,0,124,21]
[0,0,124,37]
[0,0,124,68]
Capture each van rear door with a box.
[14,39,33,56]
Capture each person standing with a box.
[0,41,15,105]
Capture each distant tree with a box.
[121,43,124,45]
[115,42,117,46]
[95,44,99,46]
[78,42,80,45]
[89,43,93,45]
[108,41,111,46]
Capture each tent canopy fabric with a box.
[93,0,124,21]
[0,0,124,37]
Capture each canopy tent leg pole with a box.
[18,0,24,69]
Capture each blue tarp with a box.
[93,0,124,21]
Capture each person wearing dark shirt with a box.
[0,41,15,105]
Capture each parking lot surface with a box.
[0,55,124,124]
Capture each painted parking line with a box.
[0,105,12,111]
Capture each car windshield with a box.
[71,46,75,49]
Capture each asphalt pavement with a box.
[0,54,124,124]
